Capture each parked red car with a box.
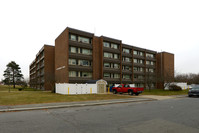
[112,84,144,96]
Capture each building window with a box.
[69,59,76,65]
[103,42,110,48]
[139,52,144,56]
[146,53,154,58]
[113,54,119,59]
[123,65,131,70]
[138,75,144,79]
[123,74,130,79]
[134,67,138,71]
[69,71,76,77]
[104,63,110,68]
[146,61,154,65]
[78,60,91,66]
[69,46,76,53]
[134,67,143,72]
[146,68,154,72]
[69,34,77,41]
[82,72,92,78]
[41,51,44,58]
[134,59,138,63]
[123,57,131,62]
[114,74,120,79]
[134,75,138,79]
[82,48,92,55]
[78,36,90,44]
[135,59,143,64]
[133,50,138,55]
[123,48,130,53]
[104,52,113,58]
[149,68,154,72]
[104,73,110,78]
[135,83,144,87]
[111,43,118,49]
[114,63,120,69]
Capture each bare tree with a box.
[45,73,55,93]
[157,68,175,89]
[175,73,199,84]
[145,72,156,91]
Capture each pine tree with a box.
[3,61,24,88]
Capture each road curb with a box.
[0,98,156,112]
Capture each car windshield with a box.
[191,87,199,90]
[124,85,130,87]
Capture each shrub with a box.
[169,85,182,91]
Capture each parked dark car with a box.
[188,86,199,97]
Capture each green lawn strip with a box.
[0,91,132,106]
[0,85,41,92]
[142,89,189,96]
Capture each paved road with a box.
[0,97,199,133]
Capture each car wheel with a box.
[135,93,139,96]
[188,95,192,97]
[113,90,117,94]
[128,90,133,95]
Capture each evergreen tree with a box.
[3,61,24,88]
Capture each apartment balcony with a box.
[103,47,120,54]
[41,79,45,83]
[103,58,120,64]
[40,72,44,76]
[134,78,145,82]
[122,78,133,83]
[103,78,120,83]
[37,80,41,84]
[133,79,145,84]
[69,40,92,49]
[36,59,40,64]
[69,53,92,60]
[30,65,36,71]
[40,63,45,68]
[122,70,132,74]
[122,52,132,58]
[40,55,44,61]
[146,64,156,68]
[37,73,40,77]
[133,71,145,75]
[69,65,93,72]
[133,54,145,59]
[37,66,40,70]
[146,56,156,61]
[122,61,132,66]
[103,68,120,73]
[146,72,156,76]
[133,63,145,67]
[30,71,36,76]
[69,77,92,83]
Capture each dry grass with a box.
[0,85,132,105]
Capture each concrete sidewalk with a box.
[0,95,187,112]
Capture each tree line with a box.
[175,73,199,84]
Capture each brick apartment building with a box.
[29,45,54,90]
[30,27,174,90]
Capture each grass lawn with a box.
[142,89,189,96]
[0,85,132,106]
[0,85,40,91]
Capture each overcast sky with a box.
[0,0,199,80]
